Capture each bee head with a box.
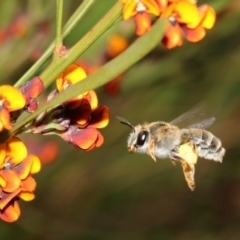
[116,116,149,153]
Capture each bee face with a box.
[127,125,150,154]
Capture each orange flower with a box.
[161,1,216,48]
[59,92,109,151]
[30,63,109,152]
[0,85,26,131]
[0,137,41,222]
[56,64,87,92]
[183,4,216,42]
[121,0,161,36]
[106,35,129,59]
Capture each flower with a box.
[0,85,26,131]
[121,0,161,36]
[55,65,109,150]
[0,137,41,222]
[60,101,109,151]
[161,1,216,48]
[56,63,87,92]
[30,64,109,152]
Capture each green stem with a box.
[40,1,122,88]
[55,0,64,49]
[14,0,96,88]
[5,18,166,140]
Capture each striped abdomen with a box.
[181,128,225,162]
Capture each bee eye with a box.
[136,131,149,147]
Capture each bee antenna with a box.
[115,116,135,132]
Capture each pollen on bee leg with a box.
[180,159,196,191]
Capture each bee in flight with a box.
[116,104,225,191]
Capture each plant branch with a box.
[5,18,166,141]
[14,0,96,88]
[55,0,64,49]
[40,1,122,88]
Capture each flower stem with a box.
[14,0,96,88]
[55,0,64,50]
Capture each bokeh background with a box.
[1,0,240,239]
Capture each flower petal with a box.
[0,85,26,111]
[95,131,104,147]
[122,0,137,20]
[1,170,21,193]
[135,12,152,36]
[90,105,110,129]
[162,22,183,49]
[175,1,200,28]
[71,127,98,150]
[84,90,98,110]
[19,76,44,100]
[0,189,20,209]
[0,143,6,167]
[0,200,21,222]
[30,154,41,174]
[13,155,32,179]
[183,25,206,42]
[0,108,12,130]
[199,4,216,29]
[21,176,36,192]
[142,0,160,16]
[56,64,87,92]
[0,172,6,188]
[6,137,28,166]
[18,192,35,201]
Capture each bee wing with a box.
[170,102,216,129]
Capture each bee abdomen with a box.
[182,129,225,162]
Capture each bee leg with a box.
[148,138,157,162]
[169,148,181,165]
[180,159,195,191]
[171,160,176,166]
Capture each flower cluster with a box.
[0,63,109,222]
[31,64,109,151]
[0,137,41,222]
[121,0,216,48]
[0,77,43,222]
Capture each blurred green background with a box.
[1,0,240,239]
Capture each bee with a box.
[116,104,225,191]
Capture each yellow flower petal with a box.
[0,143,6,167]
[122,0,137,20]
[199,5,216,29]
[0,85,26,112]
[0,172,6,188]
[142,0,160,16]
[18,192,35,201]
[175,1,200,28]
[56,64,87,92]
[6,137,28,166]
[30,154,41,174]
